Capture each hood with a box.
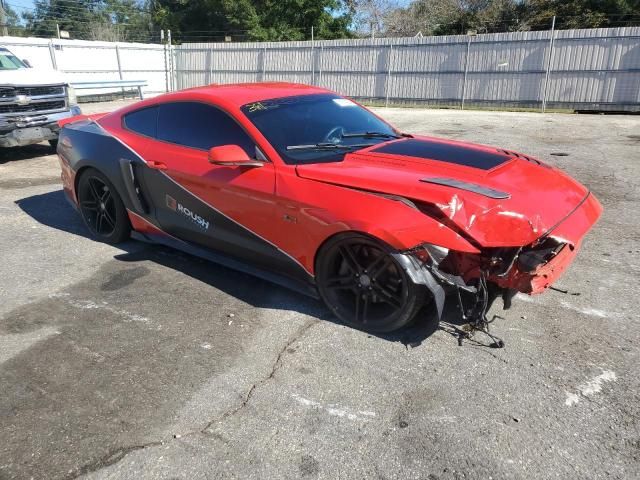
[295,136,590,247]
[0,68,68,86]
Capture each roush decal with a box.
[166,194,210,231]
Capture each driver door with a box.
[139,101,281,269]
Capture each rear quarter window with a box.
[156,102,254,155]
[123,106,158,138]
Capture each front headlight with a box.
[67,86,77,105]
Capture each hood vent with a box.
[498,149,548,167]
[420,177,511,199]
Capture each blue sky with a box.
[5,0,36,15]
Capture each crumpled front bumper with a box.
[393,191,602,318]
[0,106,82,147]
[492,191,603,294]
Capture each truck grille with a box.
[0,85,65,99]
[0,100,66,114]
[0,84,67,116]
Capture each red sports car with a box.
[56,83,601,336]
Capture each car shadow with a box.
[0,143,55,164]
[16,189,475,348]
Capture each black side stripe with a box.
[158,170,313,276]
[91,120,313,277]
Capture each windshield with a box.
[0,51,27,70]
[241,93,398,165]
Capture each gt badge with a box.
[166,194,210,231]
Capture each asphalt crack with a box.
[65,319,318,479]
[201,319,318,433]
[64,442,165,480]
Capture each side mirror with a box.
[22,59,32,68]
[208,145,263,167]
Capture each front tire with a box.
[316,233,425,333]
[77,168,131,244]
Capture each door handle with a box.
[147,160,167,170]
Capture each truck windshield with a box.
[0,52,27,70]
[241,94,398,165]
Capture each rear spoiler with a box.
[58,112,109,128]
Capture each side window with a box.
[157,102,254,156]
[123,106,158,138]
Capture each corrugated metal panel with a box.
[2,27,638,110]
[174,27,640,110]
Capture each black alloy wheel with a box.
[77,168,131,244]
[316,233,425,333]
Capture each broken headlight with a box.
[517,237,566,273]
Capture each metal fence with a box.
[2,27,639,111]
[0,36,169,96]
[175,27,640,112]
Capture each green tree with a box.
[520,0,640,30]
[374,0,639,37]
[3,3,26,36]
[151,0,353,42]
[251,0,353,40]
[22,0,152,41]
[151,0,260,41]
[384,0,524,36]
[23,0,103,39]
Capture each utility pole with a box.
[0,0,9,37]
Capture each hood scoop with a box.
[420,177,510,199]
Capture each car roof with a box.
[168,82,331,107]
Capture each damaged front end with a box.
[393,235,582,347]
[391,185,602,346]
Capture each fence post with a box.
[262,46,267,81]
[542,16,556,112]
[461,35,472,110]
[385,44,393,107]
[168,29,176,91]
[114,44,125,98]
[310,26,315,85]
[48,40,57,70]
[319,44,323,87]
[206,49,212,85]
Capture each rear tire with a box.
[77,168,131,244]
[48,139,58,151]
[316,233,426,333]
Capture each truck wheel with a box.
[48,139,58,151]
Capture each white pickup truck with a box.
[0,46,81,148]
